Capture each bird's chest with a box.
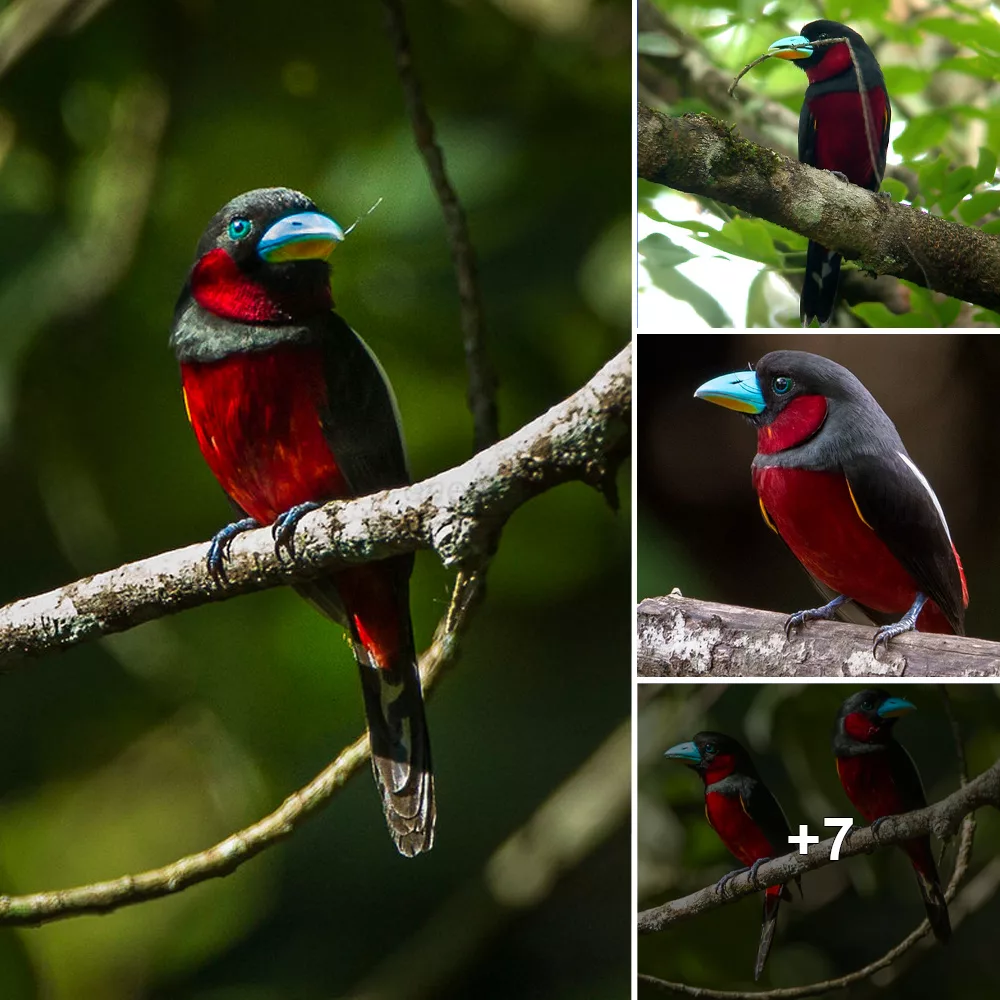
[704,788,775,866]
[180,344,349,523]
[806,88,886,188]
[752,464,917,614]
[836,752,905,821]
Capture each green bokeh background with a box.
[0,1,631,996]
[638,683,1000,995]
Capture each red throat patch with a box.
[757,394,827,454]
[191,248,288,322]
[805,41,852,84]
[189,248,333,323]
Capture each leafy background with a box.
[0,1,631,997]
[638,332,1000,646]
[638,0,1000,327]
[638,683,1000,995]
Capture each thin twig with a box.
[382,0,498,453]
[0,572,477,926]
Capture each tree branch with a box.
[637,756,1000,936]
[637,105,1000,312]
[637,593,1000,678]
[0,346,629,668]
[382,0,498,452]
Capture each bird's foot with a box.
[715,865,751,896]
[827,169,850,184]
[272,501,322,558]
[869,816,889,843]
[872,592,927,655]
[207,517,260,584]
[748,857,772,888]
[784,594,849,639]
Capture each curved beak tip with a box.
[664,741,702,763]
[694,371,766,414]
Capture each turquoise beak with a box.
[878,697,916,719]
[664,741,702,763]
[769,34,813,60]
[257,211,345,263]
[694,370,766,414]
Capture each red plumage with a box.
[751,393,964,634]
[807,87,888,186]
[836,748,937,881]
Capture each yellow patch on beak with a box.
[700,393,761,414]
[772,47,810,60]
[261,237,340,263]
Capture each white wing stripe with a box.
[897,451,952,544]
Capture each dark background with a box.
[638,333,1000,642]
[637,683,1000,995]
[0,2,631,997]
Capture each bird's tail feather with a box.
[801,240,842,327]
[914,865,951,943]
[755,890,781,981]
[353,627,435,858]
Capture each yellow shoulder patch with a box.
[181,386,193,425]
[759,497,779,535]
[845,478,873,530]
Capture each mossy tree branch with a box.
[638,104,1000,312]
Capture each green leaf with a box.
[824,0,889,23]
[894,114,950,159]
[931,296,962,327]
[637,32,681,58]
[718,217,783,266]
[939,55,1000,80]
[980,219,1000,235]
[975,147,998,184]
[880,178,909,203]
[638,232,695,268]
[920,17,1000,54]
[881,66,932,95]
[916,154,950,202]
[943,165,977,195]
[852,299,936,327]
[959,190,1000,224]
[641,262,732,327]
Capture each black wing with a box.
[315,310,411,496]
[885,739,928,812]
[797,98,817,167]
[843,451,965,634]
[743,777,792,855]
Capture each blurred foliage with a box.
[640,0,1000,326]
[638,333,1000,646]
[638,683,1000,994]
[0,1,631,997]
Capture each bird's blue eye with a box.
[704,743,716,755]
[228,218,252,240]
[772,375,792,395]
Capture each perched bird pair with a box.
[768,20,891,325]
[171,188,434,857]
[695,350,968,653]
[665,689,950,981]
